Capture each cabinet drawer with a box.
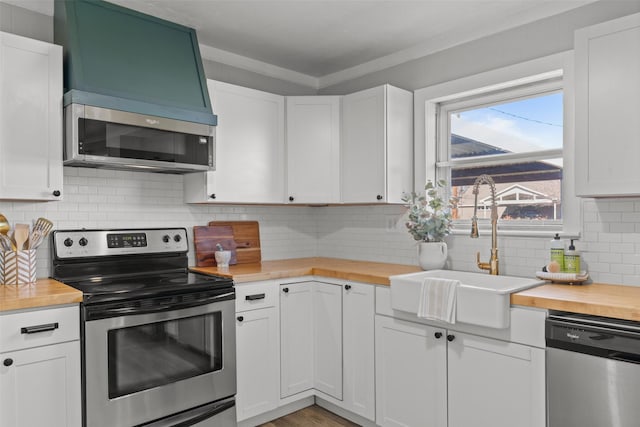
[236,282,277,312]
[0,305,79,352]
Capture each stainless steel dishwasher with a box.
[546,312,640,427]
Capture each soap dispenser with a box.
[564,239,581,273]
[549,233,565,272]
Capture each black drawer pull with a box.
[245,293,266,301]
[282,287,289,293]
[21,322,59,334]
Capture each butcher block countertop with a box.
[190,257,422,285]
[192,258,640,322]
[511,282,640,322]
[0,279,83,312]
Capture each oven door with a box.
[83,294,235,427]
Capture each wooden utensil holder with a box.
[0,250,37,285]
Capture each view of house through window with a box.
[438,84,563,227]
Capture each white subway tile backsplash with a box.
[3,168,640,287]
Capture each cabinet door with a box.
[280,282,314,397]
[0,341,81,427]
[575,13,640,196]
[342,86,386,203]
[0,32,63,201]
[342,282,375,421]
[286,96,341,204]
[235,307,279,421]
[184,80,285,203]
[447,332,545,427]
[341,85,413,204]
[375,315,447,427]
[312,282,342,400]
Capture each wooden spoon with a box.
[14,223,29,251]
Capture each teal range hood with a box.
[54,0,216,126]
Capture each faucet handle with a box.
[476,251,490,271]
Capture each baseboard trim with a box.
[237,396,315,427]
[315,397,377,427]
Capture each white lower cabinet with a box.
[312,282,342,399]
[280,281,315,397]
[279,280,375,422]
[342,282,375,420]
[375,315,447,427]
[235,282,280,422]
[0,305,81,427]
[375,312,546,427]
[447,332,545,427]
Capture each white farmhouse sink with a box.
[389,270,544,329]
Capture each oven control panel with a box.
[52,228,189,258]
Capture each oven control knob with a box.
[64,238,73,247]
[173,234,182,242]
[162,235,170,243]
[79,237,88,247]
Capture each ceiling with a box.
[4,0,595,87]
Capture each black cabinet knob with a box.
[173,234,182,242]
[162,235,170,243]
[434,332,443,339]
[52,190,61,197]
[78,237,88,247]
[210,194,216,199]
[447,334,455,342]
[63,238,73,247]
[237,316,244,322]
[376,195,383,200]
[282,287,289,293]
[3,358,13,367]
[289,196,294,202]
[345,284,352,290]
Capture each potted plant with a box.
[402,179,457,270]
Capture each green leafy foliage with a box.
[402,180,458,242]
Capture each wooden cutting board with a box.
[193,225,238,267]
[208,221,261,265]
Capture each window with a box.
[436,78,564,231]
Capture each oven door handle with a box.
[90,292,234,318]
[141,397,235,427]
[173,399,235,427]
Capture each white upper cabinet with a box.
[184,80,285,203]
[341,84,413,204]
[286,96,341,204]
[575,13,640,197]
[0,32,63,201]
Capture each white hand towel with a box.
[416,277,459,323]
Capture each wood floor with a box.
[258,405,360,427]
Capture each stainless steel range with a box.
[51,228,236,427]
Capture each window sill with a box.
[449,227,580,239]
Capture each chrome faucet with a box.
[470,174,499,275]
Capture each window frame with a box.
[413,51,579,237]
[437,78,564,232]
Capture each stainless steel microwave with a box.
[63,104,215,173]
